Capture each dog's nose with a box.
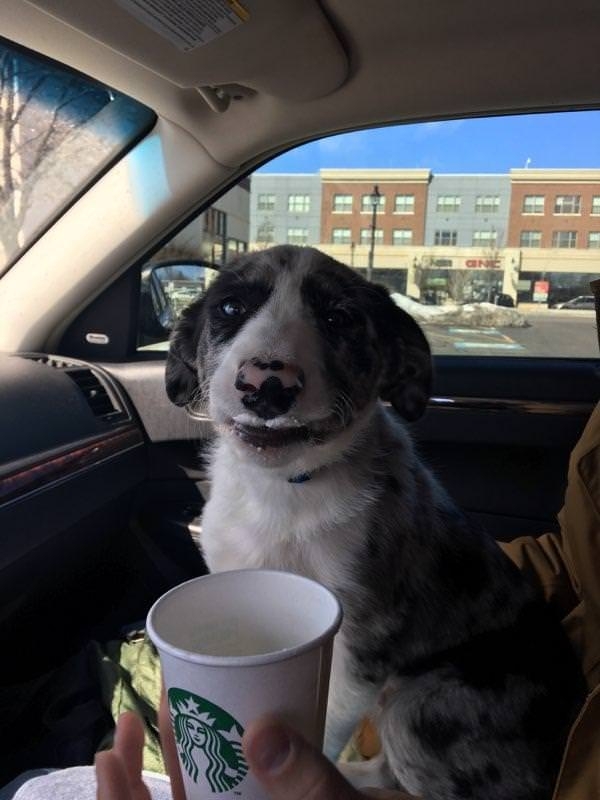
[235,358,304,420]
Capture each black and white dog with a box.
[165,245,582,800]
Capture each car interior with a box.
[0,0,599,786]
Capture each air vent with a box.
[29,355,78,369]
[66,368,122,420]
[20,353,128,424]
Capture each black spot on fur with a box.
[207,271,273,344]
[300,268,381,413]
[490,588,509,614]
[366,534,379,558]
[411,711,467,753]
[433,534,490,601]
[451,772,474,798]
[386,474,400,492]
[485,763,502,784]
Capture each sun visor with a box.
[24,0,350,102]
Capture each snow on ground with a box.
[390,294,529,328]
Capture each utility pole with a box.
[367,184,381,282]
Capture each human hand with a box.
[242,715,417,800]
[95,690,186,800]
[96,700,416,800]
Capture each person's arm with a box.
[499,530,579,619]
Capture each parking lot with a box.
[425,310,598,358]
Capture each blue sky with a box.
[259,111,600,174]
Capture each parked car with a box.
[0,0,598,788]
[494,293,516,308]
[551,295,595,310]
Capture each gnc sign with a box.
[465,259,501,268]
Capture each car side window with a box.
[137,112,599,359]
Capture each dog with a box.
[165,245,583,800]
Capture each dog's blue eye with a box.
[221,298,246,317]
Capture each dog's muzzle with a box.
[234,358,305,420]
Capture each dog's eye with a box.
[220,297,246,317]
[325,308,354,328]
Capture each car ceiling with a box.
[5,0,600,172]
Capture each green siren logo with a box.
[168,688,248,792]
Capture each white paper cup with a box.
[146,569,342,800]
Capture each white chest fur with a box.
[200,441,380,758]
[200,438,376,584]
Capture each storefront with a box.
[517,271,596,306]
[416,267,504,305]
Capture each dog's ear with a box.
[165,296,206,407]
[371,287,432,421]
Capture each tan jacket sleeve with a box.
[503,401,600,689]
[499,532,579,620]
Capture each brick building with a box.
[248,168,600,306]
[320,168,430,248]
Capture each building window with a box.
[434,230,457,246]
[360,228,384,245]
[227,238,248,254]
[520,230,542,248]
[257,193,276,211]
[554,195,581,214]
[204,208,226,236]
[472,230,498,247]
[332,194,353,213]
[552,230,577,248]
[475,195,500,213]
[256,220,274,244]
[288,194,310,213]
[522,195,544,214]
[286,227,308,245]
[331,228,351,244]
[436,195,461,213]
[360,194,386,213]
[592,196,600,215]
[588,232,600,248]
[392,229,413,246]
[394,194,415,213]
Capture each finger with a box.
[113,713,152,800]
[95,750,131,800]
[159,684,187,800]
[243,715,364,800]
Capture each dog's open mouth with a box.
[227,411,339,449]
[232,421,311,449]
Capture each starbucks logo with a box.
[168,688,248,793]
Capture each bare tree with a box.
[446,269,472,302]
[411,255,428,295]
[254,219,274,249]
[0,46,108,263]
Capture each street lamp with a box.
[367,184,382,282]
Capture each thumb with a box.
[243,716,363,800]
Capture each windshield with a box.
[0,39,154,274]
